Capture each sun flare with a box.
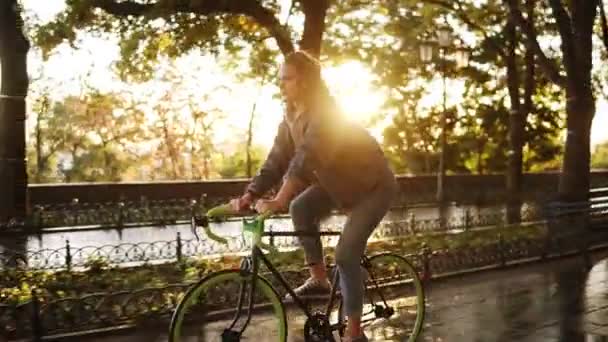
[323,61,385,125]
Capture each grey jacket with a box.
[246,102,395,208]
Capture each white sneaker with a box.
[285,277,331,299]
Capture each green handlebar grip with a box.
[207,203,236,218]
[203,225,229,245]
[203,204,235,245]
[203,203,273,246]
[258,211,272,221]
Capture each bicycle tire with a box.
[169,269,288,342]
[364,252,426,342]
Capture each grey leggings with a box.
[289,174,397,317]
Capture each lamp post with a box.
[420,28,469,204]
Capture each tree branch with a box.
[600,0,608,52]
[284,0,296,26]
[504,0,567,87]
[91,0,294,55]
[90,0,151,16]
[421,0,507,60]
[39,140,63,167]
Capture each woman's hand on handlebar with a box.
[230,192,254,213]
[229,193,289,215]
[254,198,288,214]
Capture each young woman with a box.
[230,50,397,342]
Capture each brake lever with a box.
[190,215,209,241]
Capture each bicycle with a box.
[169,204,425,341]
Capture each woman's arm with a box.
[284,113,335,183]
[245,119,295,198]
[275,176,306,203]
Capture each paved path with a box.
[83,251,608,341]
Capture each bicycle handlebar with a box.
[190,203,275,251]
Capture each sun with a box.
[322,61,386,125]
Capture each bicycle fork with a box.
[361,256,394,320]
[326,266,346,338]
[224,252,260,340]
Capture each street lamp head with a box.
[437,27,451,48]
[455,47,470,68]
[419,42,433,62]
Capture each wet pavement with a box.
[84,251,608,341]
[420,256,599,342]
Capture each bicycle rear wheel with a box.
[169,269,287,342]
[356,253,425,342]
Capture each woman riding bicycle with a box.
[230,50,397,342]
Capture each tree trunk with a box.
[34,94,51,183]
[0,0,29,222]
[505,3,535,223]
[299,0,329,57]
[477,140,484,175]
[559,88,594,201]
[506,0,598,204]
[67,148,78,183]
[159,117,179,179]
[203,155,210,180]
[101,141,115,180]
[35,106,43,183]
[557,1,597,201]
[505,15,522,205]
[246,100,256,179]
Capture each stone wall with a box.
[27,171,608,206]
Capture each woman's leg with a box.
[289,185,336,293]
[335,174,397,339]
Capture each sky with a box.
[15,0,608,150]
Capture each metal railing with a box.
[0,205,543,271]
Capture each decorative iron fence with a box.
[1,230,601,341]
[0,205,543,271]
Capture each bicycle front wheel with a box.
[169,269,287,342]
[360,252,425,342]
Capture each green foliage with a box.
[27,89,147,183]
[217,145,266,179]
[367,223,544,253]
[32,0,290,82]
[142,67,227,180]
[592,141,608,169]
[83,255,111,274]
[27,91,59,183]
[24,0,573,181]
[25,62,243,182]
[329,0,566,174]
[382,93,439,175]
